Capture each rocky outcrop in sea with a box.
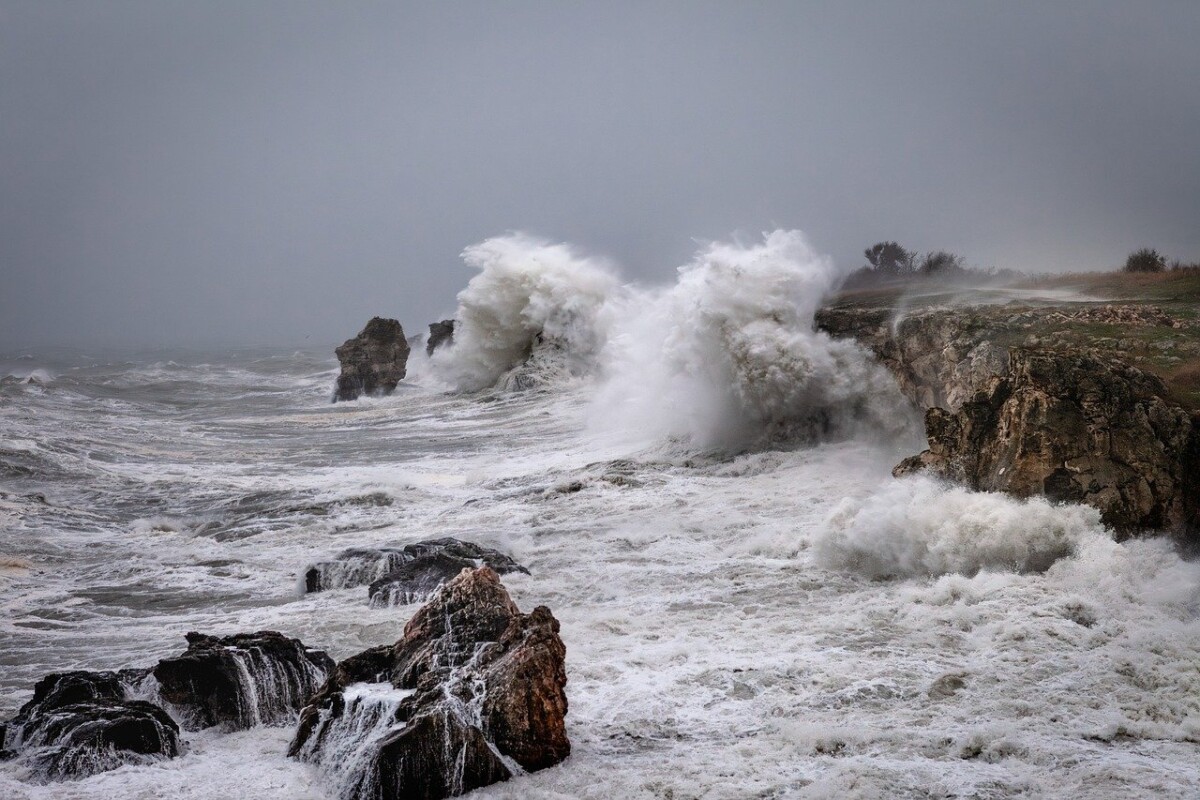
[1,629,335,783]
[426,319,455,356]
[304,537,528,603]
[0,671,180,782]
[334,317,411,402]
[155,631,334,731]
[290,566,569,800]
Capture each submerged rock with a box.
[291,567,569,800]
[1,671,180,782]
[368,552,492,607]
[304,537,528,597]
[154,631,333,731]
[305,547,411,594]
[894,349,1200,536]
[426,319,455,356]
[334,317,411,402]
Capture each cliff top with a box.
[822,270,1200,410]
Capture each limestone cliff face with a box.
[815,307,1007,411]
[816,304,1200,539]
[893,349,1200,537]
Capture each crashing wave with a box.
[430,233,620,392]
[814,475,1106,578]
[593,230,913,451]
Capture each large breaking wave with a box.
[431,229,913,451]
[429,233,620,392]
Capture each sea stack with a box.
[426,319,455,356]
[334,317,410,402]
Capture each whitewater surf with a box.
[3,231,1199,798]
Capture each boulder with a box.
[291,567,569,800]
[895,349,1200,536]
[304,537,528,596]
[153,631,334,731]
[1,671,180,782]
[426,320,455,356]
[334,317,410,402]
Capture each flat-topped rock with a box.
[304,537,528,598]
[154,631,333,731]
[426,319,455,356]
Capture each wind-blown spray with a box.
[593,230,912,451]
[430,233,620,392]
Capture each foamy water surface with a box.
[3,231,1199,798]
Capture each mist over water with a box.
[4,232,1200,798]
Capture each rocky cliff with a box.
[816,290,1200,540]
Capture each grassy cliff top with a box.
[823,270,1200,410]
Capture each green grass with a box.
[822,272,1200,411]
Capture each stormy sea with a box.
[3,232,1199,799]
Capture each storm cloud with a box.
[2,1,1197,347]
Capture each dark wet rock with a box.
[368,553,485,607]
[153,631,334,731]
[334,317,411,402]
[426,319,455,356]
[1,671,180,781]
[291,567,569,800]
[894,349,1200,537]
[304,537,528,596]
[305,547,410,594]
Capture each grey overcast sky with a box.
[2,1,1198,348]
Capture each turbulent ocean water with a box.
[4,231,1200,799]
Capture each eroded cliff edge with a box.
[816,275,1200,541]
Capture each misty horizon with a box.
[3,1,1199,348]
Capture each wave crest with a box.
[431,233,620,392]
[593,230,911,450]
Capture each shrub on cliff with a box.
[917,250,967,276]
[864,241,916,275]
[1125,248,1166,273]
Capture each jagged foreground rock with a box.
[290,567,569,800]
[0,671,180,782]
[0,630,334,782]
[304,537,529,605]
[334,317,411,402]
[154,631,334,731]
[817,304,1200,538]
[894,348,1200,535]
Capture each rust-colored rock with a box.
[290,567,569,800]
